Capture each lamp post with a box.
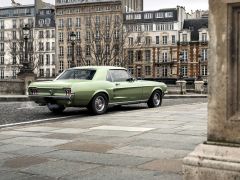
[197,54,203,81]
[70,32,76,68]
[20,24,31,73]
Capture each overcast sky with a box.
[0,0,208,12]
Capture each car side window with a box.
[106,71,113,82]
[109,70,131,82]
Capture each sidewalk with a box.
[0,94,207,102]
[0,102,207,180]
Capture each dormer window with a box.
[40,10,45,15]
[144,13,153,19]
[202,33,207,42]
[39,19,44,27]
[45,18,51,26]
[165,12,173,18]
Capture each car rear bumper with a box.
[28,94,74,105]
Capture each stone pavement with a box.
[0,103,207,180]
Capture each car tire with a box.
[47,103,65,114]
[147,90,162,108]
[88,93,108,115]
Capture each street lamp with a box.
[197,54,203,81]
[70,32,76,68]
[20,24,31,73]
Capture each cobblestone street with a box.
[0,102,207,180]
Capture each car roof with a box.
[70,66,126,70]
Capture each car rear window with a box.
[57,69,96,80]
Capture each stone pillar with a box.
[194,80,204,94]
[176,80,186,94]
[183,0,240,179]
[18,72,36,95]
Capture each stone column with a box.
[194,80,204,94]
[18,72,36,95]
[183,0,240,179]
[176,80,186,94]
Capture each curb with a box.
[0,94,207,102]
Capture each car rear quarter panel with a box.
[71,81,113,106]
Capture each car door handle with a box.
[115,83,120,86]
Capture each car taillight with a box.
[30,88,38,95]
[65,88,71,96]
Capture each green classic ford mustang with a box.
[28,66,167,115]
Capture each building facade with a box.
[178,18,208,81]
[35,6,56,78]
[55,0,123,74]
[124,7,188,78]
[0,4,35,79]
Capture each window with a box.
[0,32,4,41]
[128,37,133,45]
[145,66,151,76]
[12,42,16,52]
[45,18,51,26]
[46,42,50,51]
[156,36,159,44]
[46,54,50,65]
[76,31,80,41]
[165,12,173,17]
[52,68,55,77]
[155,12,164,18]
[144,13,153,19]
[86,17,91,26]
[201,65,208,76]
[105,16,110,26]
[182,50,188,62]
[0,69,4,79]
[46,69,50,77]
[144,24,153,31]
[0,43,4,52]
[52,42,55,50]
[86,31,91,42]
[0,55,4,64]
[128,67,134,76]
[59,32,63,42]
[67,46,72,57]
[39,31,44,38]
[145,50,151,61]
[52,30,55,38]
[76,45,82,56]
[39,54,44,65]
[145,36,151,45]
[58,19,64,28]
[134,14,141,19]
[162,66,168,77]
[128,50,134,64]
[0,20,4,29]
[39,42,44,51]
[96,16,100,25]
[11,69,16,79]
[182,34,187,42]
[109,70,131,82]
[57,69,96,80]
[12,31,16,40]
[52,54,55,65]
[114,15,120,24]
[12,19,17,28]
[46,30,50,38]
[201,48,208,61]
[39,19,44,27]
[202,33,207,42]
[162,36,168,45]
[136,51,142,61]
[40,69,44,77]
[172,35,176,44]
[67,18,72,27]
[86,45,91,56]
[76,18,81,27]
[59,61,64,72]
[126,14,133,20]
[162,52,168,62]
[59,46,64,56]
[181,66,188,77]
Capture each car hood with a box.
[29,80,90,89]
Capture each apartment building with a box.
[35,6,56,78]
[0,4,35,79]
[124,6,188,78]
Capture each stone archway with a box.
[183,0,240,179]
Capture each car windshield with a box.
[57,69,96,80]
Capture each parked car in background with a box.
[28,66,168,115]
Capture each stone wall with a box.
[0,80,25,95]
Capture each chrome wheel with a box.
[95,96,105,112]
[153,93,161,106]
